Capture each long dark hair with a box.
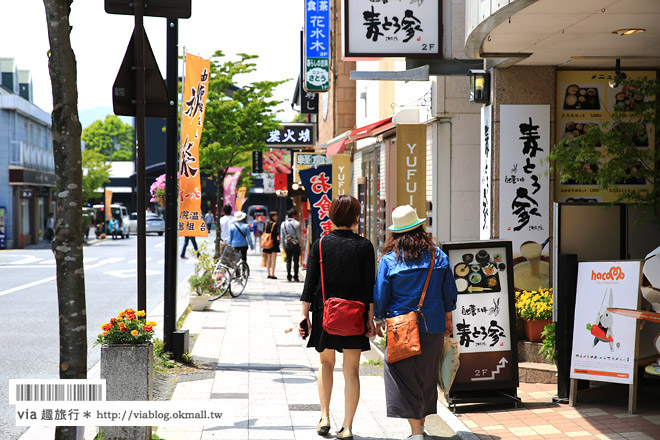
[383,226,436,263]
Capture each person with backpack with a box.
[280,208,302,282]
[228,211,254,262]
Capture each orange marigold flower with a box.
[117,310,126,318]
[131,330,139,337]
[101,323,112,331]
[110,318,118,325]
[144,325,153,332]
[119,323,127,332]
[125,308,135,314]
[146,321,157,327]
[127,313,136,321]
[136,310,146,318]
[102,331,109,336]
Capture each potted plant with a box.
[187,242,216,310]
[515,287,553,342]
[149,173,167,207]
[95,308,157,439]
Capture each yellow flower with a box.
[146,321,157,327]
[136,310,146,318]
[131,330,139,337]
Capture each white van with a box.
[93,204,131,238]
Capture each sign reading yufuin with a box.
[179,53,210,237]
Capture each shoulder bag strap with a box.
[416,249,436,312]
[234,223,248,240]
[319,237,326,304]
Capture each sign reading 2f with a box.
[304,0,331,92]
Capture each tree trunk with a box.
[43,1,87,439]
[214,169,227,258]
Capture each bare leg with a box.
[408,418,423,436]
[318,349,335,418]
[341,349,361,429]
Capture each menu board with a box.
[442,241,519,393]
[556,70,656,203]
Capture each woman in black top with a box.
[262,211,280,279]
[299,195,376,440]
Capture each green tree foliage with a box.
[82,114,134,161]
[198,51,288,255]
[82,149,111,203]
[550,77,660,223]
[292,112,308,123]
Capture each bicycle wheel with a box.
[209,264,231,301]
[229,261,249,297]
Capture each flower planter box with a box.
[523,318,552,343]
[189,294,210,311]
[100,343,153,440]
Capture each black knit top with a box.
[300,229,375,312]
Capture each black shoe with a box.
[294,277,300,282]
[180,256,188,259]
[287,275,292,282]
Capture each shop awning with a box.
[323,131,352,157]
[349,116,394,141]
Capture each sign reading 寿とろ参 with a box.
[304,0,330,91]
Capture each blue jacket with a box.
[228,221,254,249]
[374,247,457,333]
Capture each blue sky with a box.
[3,0,303,127]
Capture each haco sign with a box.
[344,0,441,58]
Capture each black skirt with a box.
[306,309,370,353]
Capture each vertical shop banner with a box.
[0,206,6,249]
[299,165,333,237]
[556,71,655,203]
[499,105,550,292]
[104,189,113,225]
[570,261,641,385]
[304,0,330,91]
[262,174,275,194]
[274,173,288,191]
[396,124,426,217]
[480,105,492,240]
[442,241,518,392]
[179,53,210,237]
[332,154,351,197]
[294,152,331,182]
[236,187,247,212]
[223,167,242,213]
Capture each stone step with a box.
[518,340,553,364]
[519,361,558,384]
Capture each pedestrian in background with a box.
[46,212,55,242]
[110,217,119,240]
[228,211,254,262]
[204,210,214,232]
[180,236,198,259]
[298,195,376,440]
[252,215,265,253]
[280,208,302,282]
[263,211,280,279]
[373,205,458,440]
[219,204,233,254]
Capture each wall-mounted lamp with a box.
[468,70,490,104]
[609,58,627,88]
[291,182,304,191]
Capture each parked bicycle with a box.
[209,245,249,300]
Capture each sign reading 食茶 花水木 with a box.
[304,0,331,91]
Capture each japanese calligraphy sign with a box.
[332,154,351,197]
[556,71,655,203]
[0,207,6,249]
[570,261,641,385]
[223,167,242,213]
[294,152,332,182]
[396,124,426,219]
[499,105,550,292]
[344,0,440,58]
[300,165,333,237]
[480,106,492,240]
[265,124,315,146]
[442,241,519,393]
[179,53,210,238]
[304,0,330,91]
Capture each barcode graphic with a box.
[15,383,103,402]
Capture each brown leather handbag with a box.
[386,251,435,363]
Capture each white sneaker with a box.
[407,435,424,440]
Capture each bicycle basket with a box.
[221,246,242,267]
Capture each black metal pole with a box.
[135,0,147,313]
[164,18,179,352]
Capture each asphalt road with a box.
[0,231,211,440]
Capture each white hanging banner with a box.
[480,105,492,240]
[499,105,550,291]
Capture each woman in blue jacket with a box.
[228,211,254,262]
[374,205,458,440]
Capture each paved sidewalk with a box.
[159,250,660,440]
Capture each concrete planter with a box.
[100,343,153,440]
[189,294,210,311]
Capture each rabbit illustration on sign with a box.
[586,288,615,351]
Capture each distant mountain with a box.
[79,106,133,129]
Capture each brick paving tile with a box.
[540,433,572,439]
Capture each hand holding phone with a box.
[299,318,309,339]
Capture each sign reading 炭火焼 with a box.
[344,0,440,58]
[304,0,330,92]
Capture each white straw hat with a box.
[234,211,247,221]
[388,205,426,233]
